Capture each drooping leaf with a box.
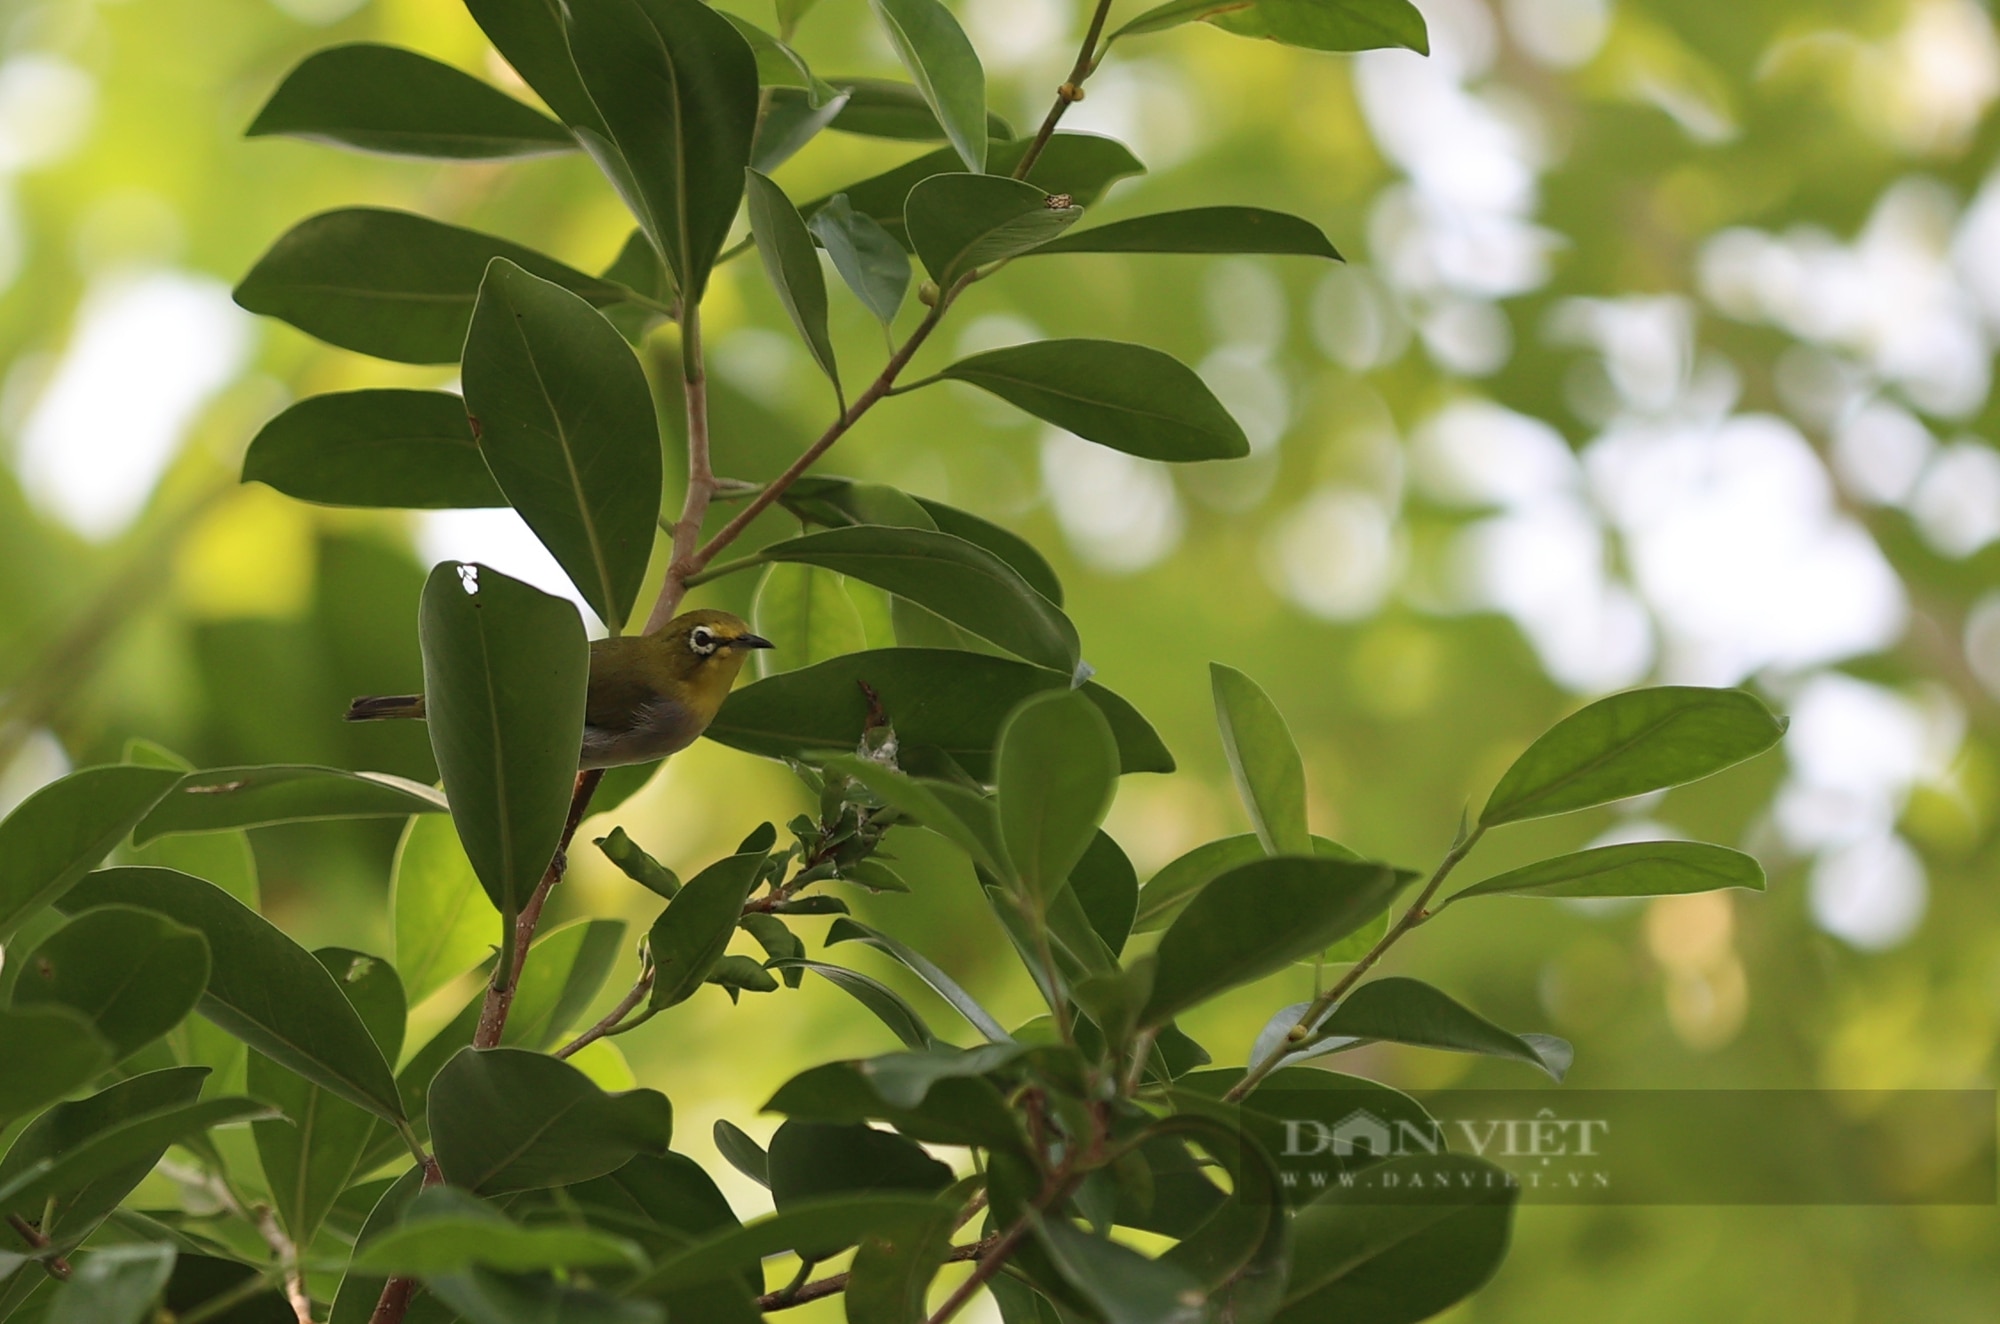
[462,259,663,633]
[10,906,209,1061]
[1031,205,1341,259]
[391,813,498,1007]
[1031,1212,1206,1324]
[780,475,937,530]
[564,0,759,301]
[1114,0,1431,54]
[752,526,1079,672]
[463,0,607,131]
[867,0,987,172]
[647,851,766,1009]
[711,649,1174,779]
[1069,831,1138,957]
[938,339,1249,462]
[713,1120,771,1188]
[419,562,589,931]
[45,1242,175,1324]
[754,85,851,173]
[243,389,504,510]
[767,1119,954,1211]
[1448,840,1767,905]
[247,43,574,159]
[1211,664,1311,857]
[503,917,627,1049]
[429,1047,672,1195]
[807,193,911,327]
[752,563,868,678]
[905,174,1080,286]
[233,208,623,364]
[769,960,937,1049]
[996,691,1120,907]
[596,827,681,899]
[60,868,405,1121]
[0,765,177,942]
[0,1006,111,1123]
[0,1097,274,1213]
[825,917,1010,1043]
[790,76,1012,141]
[1480,687,1787,828]
[1303,977,1572,1080]
[746,169,840,393]
[132,765,446,845]
[1143,858,1406,1025]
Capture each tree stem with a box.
[554,964,655,1059]
[1013,0,1117,180]
[645,306,717,633]
[756,1236,998,1313]
[4,1213,70,1281]
[475,770,606,1049]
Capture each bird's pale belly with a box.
[579,696,708,770]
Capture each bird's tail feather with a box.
[345,694,425,722]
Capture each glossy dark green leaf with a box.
[755,526,1079,672]
[132,764,445,845]
[712,649,1173,779]
[1449,840,1767,905]
[430,1047,672,1194]
[1070,831,1138,957]
[996,691,1120,907]
[1134,834,1361,934]
[62,867,404,1119]
[852,1043,1027,1111]
[1305,977,1571,1080]
[755,84,851,173]
[628,1195,947,1296]
[647,851,765,1009]
[912,496,1064,606]
[1276,1155,1516,1324]
[352,1189,643,1275]
[1032,205,1341,258]
[10,906,208,1060]
[562,1150,743,1256]
[1211,664,1311,856]
[463,260,661,632]
[159,1255,291,1324]
[713,1120,770,1188]
[233,208,623,364]
[768,1119,953,1212]
[242,389,503,510]
[825,917,1010,1043]
[813,133,1146,246]
[707,953,780,1000]
[868,0,987,172]
[905,174,1080,285]
[45,1242,174,1324]
[844,1197,957,1324]
[1115,0,1431,53]
[0,1006,110,1122]
[0,1096,273,1212]
[938,339,1249,462]
[1143,857,1404,1025]
[746,169,839,393]
[807,193,910,326]
[770,959,936,1049]
[797,76,1012,141]
[391,813,497,1007]
[464,0,606,131]
[718,11,820,90]
[564,0,758,301]
[752,563,868,678]
[1480,687,1787,828]
[247,43,574,159]
[1031,1212,1205,1324]
[433,1268,667,1324]
[0,765,178,942]
[324,1164,424,1324]
[419,562,589,929]
[596,827,680,899]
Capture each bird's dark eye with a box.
[689,627,717,656]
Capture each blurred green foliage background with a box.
[1,0,1997,1318]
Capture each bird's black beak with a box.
[732,633,775,651]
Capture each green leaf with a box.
[868,0,987,172]
[1479,686,1787,828]
[911,497,1064,607]
[392,813,498,1007]
[996,691,1120,907]
[713,649,1173,779]
[753,85,850,174]
[462,259,663,633]
[464,0,607,132]
[628,1195,948,1296]
[564,0,759,301]
[905,174,1081,285]
[827,755,1004,876]
[10,906,209,1061]
[325,1164,424,1324]
[430,1047,672,1194]
[713,1120,770,1188]
[1134,834,1361,933]
[352,1193,644,1275]
[1143,857,1405,1025]
[647,851,765,1009]
[768,1119,954,1212]
[61,868,406,1122]
[1031,205,1341,259]
[707,954,779,1000]
[755,526,1079,672]
[845,1198,957,1324]
[1070,831,1138,958]
[132,765,447,845]
[0,1097,274,1213]
[0,1006,111,1123]
[596,827,681,899]
[0,765,178,942]
[752,563,869,678]
[763,1062,1021,1151]
[243,389,504,510]
[718,11,820,91]
[801,77,1013,141]
[1031,1212,1205,1324]
[825,917,1010,1043]
[1276,1156,1517,1324]
[1115,0,1430,54]
[1305,977,1571,1080]
[1448,840,1767,905]
[588,761,664,818]
[807,194,911,327]
[938,339,1249,462]
[247,43,575,159]
[504,918,626,1049]
[1211,664,1311,856]
[419,562,589,929]
[770,960,937,1049]
[746,170,840,394]
[46,1243,175,1324]
[233,208,624,364]
[852,1043,1027,1110]
[560,1150,743,1256]
[813,133,1145,246]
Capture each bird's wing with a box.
[585,666,663,734]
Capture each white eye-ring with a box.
[689,626,718,656]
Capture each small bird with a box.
[346,609,774,769]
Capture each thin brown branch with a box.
[1012,0,1118,180]
[5,1213,70,1281]
[475,769,606,1049]
[645,305,718,633]
[758,1236,998,1313]
[924,1218,1034,1324]
[554,963,654,1059]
